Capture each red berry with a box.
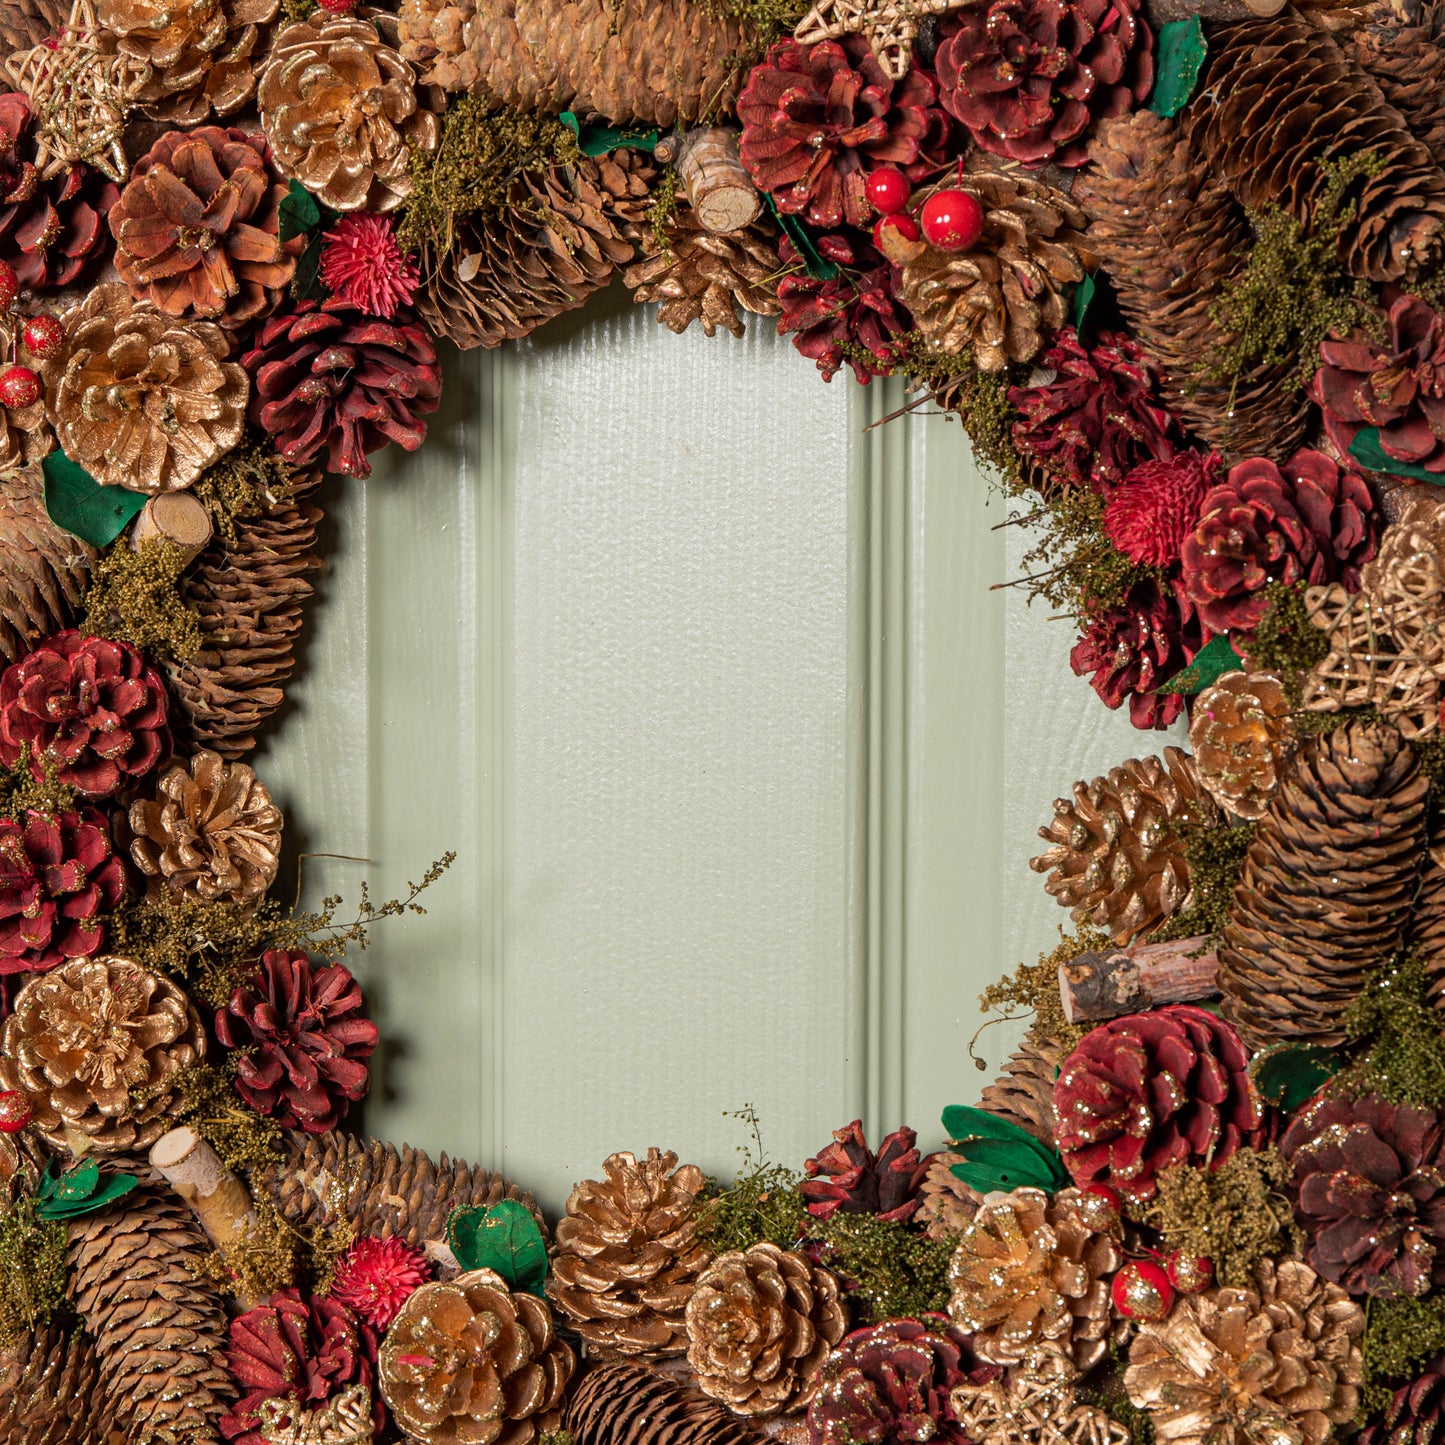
[1083,1183,1123,1212]
[316,0,356,12]
[865,167,911,216]
[0,260,17,311]
[919,188,985,252]
[873,212,921,248]
[1111,1260,1175,1322]
[0,364,40,409]
[0,1089,30,1133]
[1166,1252,1214,1294]
[21,313,64,360]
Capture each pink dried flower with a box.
[329,1236,430,1330]
[319,213,420,320]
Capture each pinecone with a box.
[1361,1351,1445,1445]
[567,1360,765,1445]
[1414,814,1445,1010]
[685,1243,846,1415]
[1124,1258,1363,1445]
[67,1178,236,1442]
[877,172,1093,372]
[1189,672,1297,820]
[1218,720,1430,1050]
[801,1121,932,1224]
[0,463,92,666]
[258,15,439,212]
[547,1148,711,1358]
[394,0,747,126]
[0,0,65,55]
[254,1129,544,1248]
[380,1270,575,1445]
[1345,0,1445,168]
[916,1152,983,1242]
[0,1323,120,1445]
[624,207,781,339]
[977,1030,1064,1148]
[1182,14,1445,284]
[947,1186,1121,1371]
[1029,746,1220,944]
[128,749,283,909]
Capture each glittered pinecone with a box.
[1189,672,1296,821]
[1030,746,1220,944]
[1103,451,1220,568]
[977,1030,1065,1148]
[934,0,1153,166]
[1361,1351,1445,1445]
[1414,814,1445,1011]
[1218,720,1429,1050]
[1054,1005,1266,1205]
[0,1323,119,1445]
[1182,14,1445,285]
[801,1120,932,1225]
[67,1178,236,1441]
[878,172,1093,371]
[110,126,298,330]
[43,284,248,494]
[0,463,92,665]
[947,1186,1121,1371]
[567,1360,765,1445]
[916,1152,983,1242]
[1346,0,1445,169]
[0,0,66,55]
[242,300,441,478]
[128,749,283,908]
[0,322,51,472]
[380,1270,575,1445]
[547,1148,711,1357]
[685,1243,846,1415]
[1124,1258,1363,1445]
[259,15,439,212]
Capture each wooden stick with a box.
[1059,937,1219,1024]
[1144,0,1283,19]
[130,491,213,566]
[653,130,682,165]
[677,126,761,234]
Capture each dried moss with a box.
[1336,954,1445,1108]
[648,164,681,255]
[0,1194,68,1346]
[191,438,295,546]
[0,748,78,823]
[144,1059,285,1175]
[979,926,1112,1052]
[696,1105,807,1254]
[809,1211,954,1324]
[1152,818,1255,944]
[1248,581,1331,692]
[1080,1358,1156,1445]
[936,366,1025,485]
[279,0,315,20]
[81,539,201,664]
[1364,1295,1445,1407]
[194,1201,352,1303]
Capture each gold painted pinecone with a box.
[43,284,247,495]
[0,462,93,668]
[547,1147,711,1358]
[1189,673,1296,821]
[0,957,205,1155]
[947,1186,1122,1373]
[684,1242,846,1415]
[1029,747,1220,946]
[1124,1258,1363,1445]
[916,1152,982,1243]
[258,15,440,212]
[379,1268,575,1445]
[128,749,283,908]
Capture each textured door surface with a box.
[259,288,1175,1213]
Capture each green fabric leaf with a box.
[278,180,322,242]
[35,1158,140,1220]
[1070,272,1097,342]
[942,1105,1042,1147]
[949,1138,1065,1194]
[1159,634,1243,695]
[766,196,840,281]
[559,111,660,157]
[1148,17,1208,119]
[447,1200,549,1293]
[1253,1043,1338,1112]
[1349,428,1445,483]
[293,232,328,302]
[42,451,148,546]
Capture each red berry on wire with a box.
[21,313,64,360]
[1111,1260,1176,1322]
[865,167,911,216]
[0,364,41,409]
[873,212,921,248]
[919,188,985,252]
[0,1088,31,1133]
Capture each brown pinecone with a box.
[1189,672,1297,821]
[1074,113,1310,461]
[978,1029,1065,1147]
[0,0,64,54]
[0,462,93,668]
[0,1324,121,1445]
[1219,720,1430,1050]
[419,151,653,350]
[67,1179,236,1444]
[624,206,782,340]
[916,1152,983,1242]
[567,1361,766,1445]
[1411,815,1445,1009]
[1183,14,1445,284]
[165,471,323,761]
[1029,747,1221,946]
[395,0,746,126]
[1344,0,1445,168]
[547,1148,710,1358]
[254,1129,544,1247]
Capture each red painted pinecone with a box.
[935,0,1153,166]
[737,36,952,229]
[1313,295,1445,477]
[215,948,380,1133]
[1103,451,1221,568]
[1360,1352,1445,1445]
[0,807,125,975]
[1009,329,1181,492]
[1180,449,1378,636]
[1282,1093,1445,1300]
[1054,1004,1266,1204]
[0,92,118,290]
[0,631,171,799]
[242,300,442,478]
[802,1119,933,1224]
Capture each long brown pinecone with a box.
[1219,720,1430,1050]
[1344,0,1445,168]
[0,0,65,58]
[978,1030,1064,1146]
[165,471,323,760]
[0,1324,121,1445]
[254,1130,544,1246]
[1410,814,1445,1009]
[66,1179,235,1444]
[567,1361,765,1445]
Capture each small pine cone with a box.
[685,1244,846,1415]
[977,1030,1065,1147]
[1189,672,1297,821]
[1412,816,1445,1010]
[916,1152,983,1242]
[801,1120,932,1224]
[0,0,65,55]
[1345,0,1445,168]
[0,463,92,667]
[547,1148,711,1358]
[1029,747,1221,945]
[567,1360,766,1445]
[0,1324,119,1445]
[1219,720,1430,1050]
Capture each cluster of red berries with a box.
[0,258,63,411]
[1084,1183,1213,1324]
[865,165,987,253]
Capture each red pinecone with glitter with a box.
[0,631,171,798]
[0,807,126,974]
[215,948,380,1133]
[1103,451,1221,568]
[329,1236,430,1330]
[935,0,1154,166]
[802,1120,934,1224]
[1361,1352,1445,1445]
[0,92,118,290]
[1180,448,1377,636]
[1054,1004,1266,1205]
[320,213,420,320]
[241,299,442,478]
[1009,330,1181,492]
[738,37,953,229]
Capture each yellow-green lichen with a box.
[979,926,1113,1053]
[0,1194,67,1347]
[810,1211,954,1324]
[1152,818,1256,944]
[81,539,201,664]
[191,438,296,546]
[1336,954,1445,1108]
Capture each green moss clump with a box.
[81,539,201,664]
[279,0,316,20]
[0,1194,68,1347]
[1080,1358,1157,1445]
[1248,581,1331,692]
[936,366,1026,485]
[191,438,295,546]
[1152,818,1256,944]
[1336,954,1445,1108]
[979,926,1113,1052]
[0,748,78,823]
[696,1104,808,1254]
[810,1212,954,1324]
[194,1201,352,1303]
[1364,1295,1445,1409]
[141,1059,285,1174]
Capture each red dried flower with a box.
[1103,452,1221,568]
[329,1236,430,1330]
[319,212,420,320]
[215,948,379,1133]
[0,807,126,975]
[0,631,171,798]
[802,1120,934,1224]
